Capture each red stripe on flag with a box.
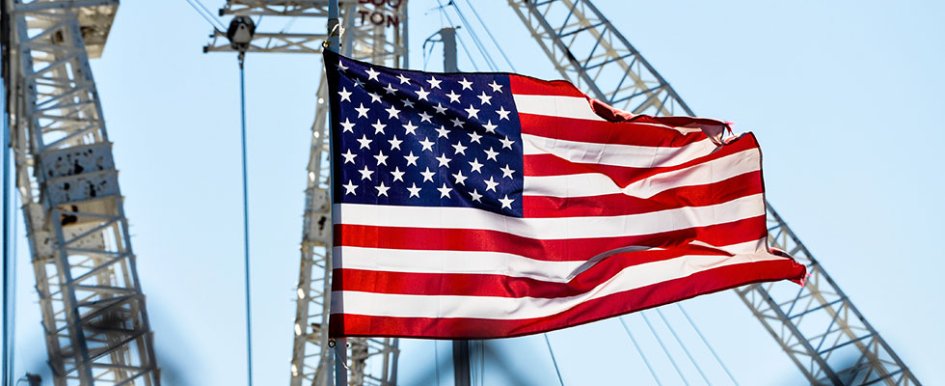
[522,172,764,217]
[329,259,807,339]
[509,74,588,97]
[519,113,709,147]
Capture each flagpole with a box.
[326,1,345,386]
[327,0,340,53]
[452,340,471,386]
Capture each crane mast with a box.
[203,1,406,385]
[508,0,918,384]
[1,0,159,385]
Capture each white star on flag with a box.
[376,182,390,197]
[365,67,380,81]
[420,167,435,182]
[358,165,374,181]
[437,183,452,198]
[342,180,357,195]
[355,103,370,118]
[340,118,355,133]
[339,87,352,102]
[406,183,421,197]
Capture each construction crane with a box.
[507,0,919,384]
[1,0,160,385]
[203,1,407,385]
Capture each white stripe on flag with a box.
[523,149,761,199]
[334,194,766,239]
[331,248,784,320]
[335,246,585,282]
[512,94,605,121]
[522,134,719,168]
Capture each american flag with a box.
[325,51,806,339]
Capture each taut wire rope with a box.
[657,308,711,384]
[642,312,690,386]
[182,0,225,31]
[461,0,517,71]
[434,340,441,386]
[238,54,254,386]
[677,304,739,385]
[446,1,498,70]
[619,317,664,386]
[543,334,566,386]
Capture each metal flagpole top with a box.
[327,0,340,53]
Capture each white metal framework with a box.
[508,0,919,384]
[203,1,407,385]
[1,0,159,385]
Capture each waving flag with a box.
[325,51,806,339]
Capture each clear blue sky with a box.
[4,1,944,385]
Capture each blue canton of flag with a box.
[326,52,524,216]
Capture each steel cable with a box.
[434,340,441,386]
[677,304,738,385]
[461,0,517,71]
[543,333,566,386]
[238,55,254,386]
[642,313,690,386]
[446,1,498,70]
[618,317,664,386]
[183,0,225,31]
[657,309,711,384]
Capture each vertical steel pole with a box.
[0,4,10,382]
[1,74,10,386]
[452,341,471,386]
[326,1,346,386]
[402,2,409,68]
[440,28,457,72]
[334,337,348,386]
[328,0,340,53]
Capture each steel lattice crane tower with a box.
[508,0,919,384]
[1,0,160,385]
[203,1,407,385]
